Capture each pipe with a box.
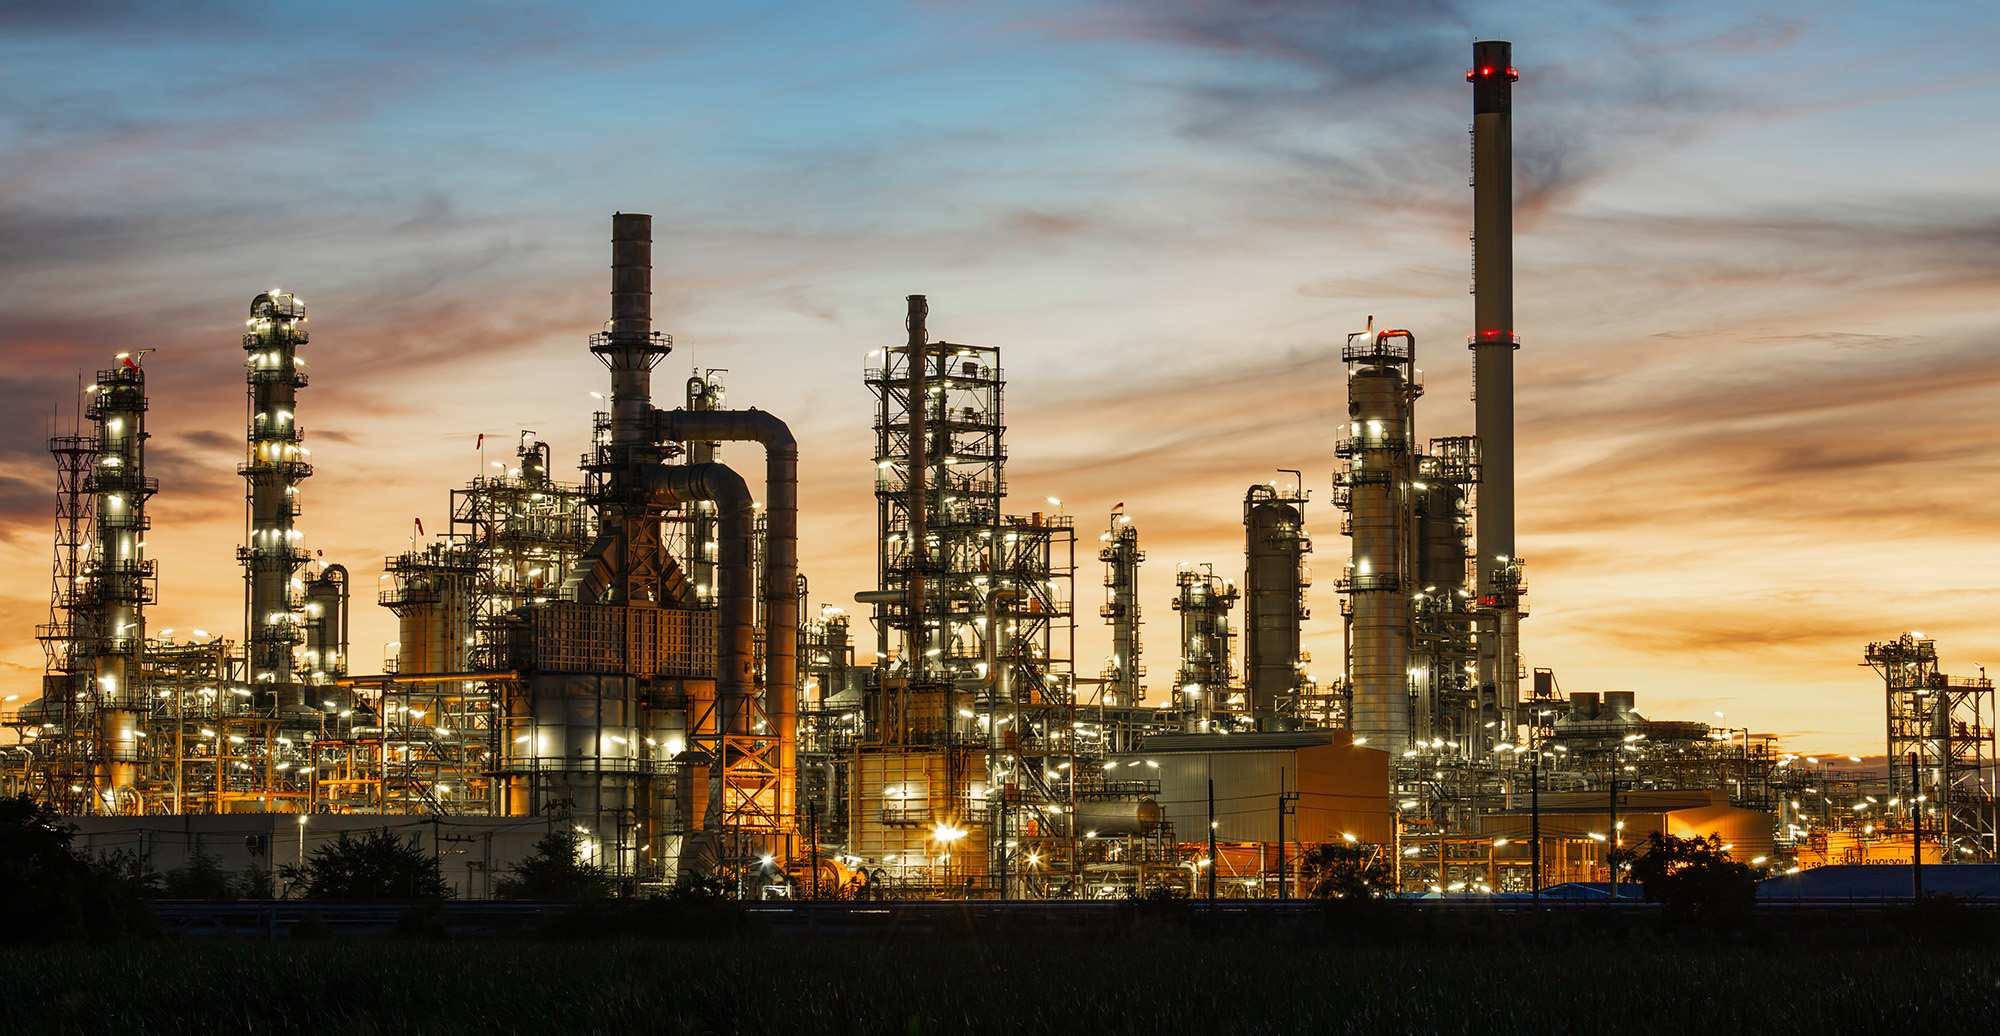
[1469,41,1522,739]
[904,295,928,684]
[649,408,799,830]
[643,462,755,729]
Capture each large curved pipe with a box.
[643,462,756,724]
[649,408,798,828]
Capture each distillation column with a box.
[1172,565,1237,733]
[686,371,724,606]
[1100,510,1143,708]
[1243,479,1310,726]
[1341,328,1419,754]
[85,356,156,804]
[301,564,349,684]
[1469,41,1525,740]
[241,292,313,711]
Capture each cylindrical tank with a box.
[505,670,648,875]
[302,564,349,683]
[1243,486,1308,720]
[1075,797,1163,836]
[390,557,475,675]
[1414,482,1470,591]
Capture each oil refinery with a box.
[2,41,1993,900]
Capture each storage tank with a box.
[1075,796,1163,837]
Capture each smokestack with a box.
[1469,41,1523,743]
[604,213,660,450]
[610,212,652,339]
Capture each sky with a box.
[1,0,1996,757]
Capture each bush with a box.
[657,872,734,903]
[238,863,276,900]
[158,850,237,900]
[283,829,453,900]
[494,832,615,901]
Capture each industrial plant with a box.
[3,42,1993,900]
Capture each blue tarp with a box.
[1536,882,1645,900]
[1757,864,2000,901]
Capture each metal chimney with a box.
[1469,41,1524,743]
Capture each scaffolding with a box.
[1866,633,1997,862]
[858,300,1078,897]
[312,674,505,815]
[450,431,593,671]
[28,426,98,814]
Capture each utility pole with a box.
[1530,752,1541,901]
[1277,766,1296,901]
[1207,777,1218,904]
[1911,751,1925,899]
[998,796,1008,900]
[1606,777,1618,902]
[807,800,820,900]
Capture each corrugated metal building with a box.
[1112,730,1392,845]
[1479,789,1777,864]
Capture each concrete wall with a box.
[69,814,564,899]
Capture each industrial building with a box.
[3,41,1994,898]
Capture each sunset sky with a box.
[1,1,1995,757]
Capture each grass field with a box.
[1,933,1997,1036]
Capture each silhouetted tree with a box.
[494,831,614,900]
[1617,831,1759,921]
[284,829,452,900]
[0,795,152,941]
[1299,842,1395,900]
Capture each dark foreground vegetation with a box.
[6,797,1998,1034]
[0,934,1996,1036]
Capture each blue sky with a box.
[2,1,1997,753]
